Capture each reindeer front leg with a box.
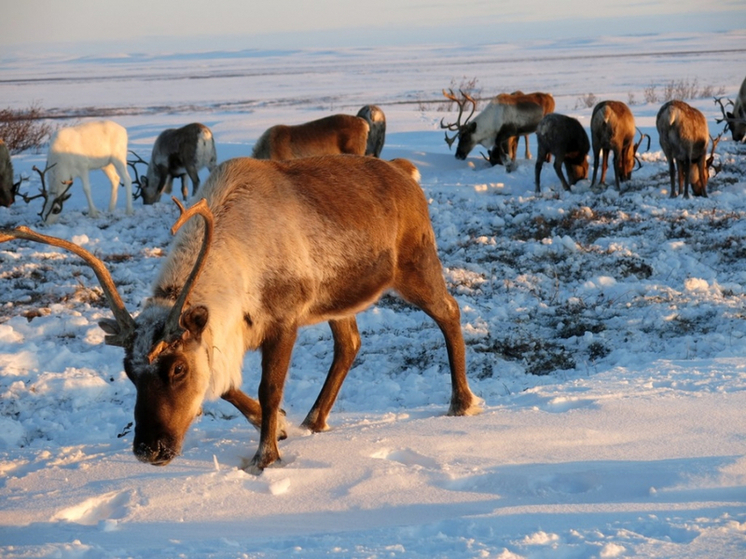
[79,172,100,217]
[222,387,288,440]
[553,157,572,191]
[249,326,298,473]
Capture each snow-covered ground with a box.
[1,30,745,558]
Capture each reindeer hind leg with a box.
[302,317,361,433]
[393,245,480,417]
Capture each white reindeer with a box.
[42,120,133,223]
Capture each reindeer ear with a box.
[180,306,209,340]
[99,319,121,336]
[98,318,133,347]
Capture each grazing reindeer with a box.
[0,155,480,472]
[0,140,14,208]
[534,113,590,193]
[356,105,387,157]
[715,76,746,142]
[441,90,546,171]
[141,123,217,204]
[505,91,556,161]
[657,100,717,198]
[590,100,650,191]
[41,120,133,223]
[252,114,369,160]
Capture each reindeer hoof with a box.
[448,393,484,416]
[243,452,282,474]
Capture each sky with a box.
[1,0,744,56]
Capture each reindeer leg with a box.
[524,135,531,160]
[101,164,120,212]
[112,157,133,215]
[394,246,480,417]
[611,149,621,191]
[590,148,601,187]
[602,149,611,187]
[696,156,708,197]
[681,160,691,199]
[186,165,201,197]
[301,317,361,433]
[668,160,678,198]
[534,146,548,193]
[222,387,261,429]
[179,175,188,201]
[249,326,298,472]
[79,172,99,218]
[553,156,571,191]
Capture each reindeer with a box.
[252,114,369,160]
[534,113,590,194]
[505,91,556,161]
[356,105,386,157]
[40,120,133,223]
[590,100,650,191]
[440,90,547,171]
[657,100,718,198]
[0,155,481,473]
[0,139,14,207]
[715,76,746,142]
[140,123,217,205]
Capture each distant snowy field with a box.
[1,31,746,558]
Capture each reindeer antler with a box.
[439,89,477,149]
[0,226,136,346]
[707,132,724,176]
[127,150,149,201]
[148,197,214,363]
[633,128,651,170]
[714,97,734,128]
[15,164,73,220]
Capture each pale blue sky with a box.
[1,0,744,55]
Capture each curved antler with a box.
[713,97,734,129]
[707,132,724,175]
[439,89,477,148]
[127,150,150,201]
[0,226,136,346]
[148,196,214,362]
[634,128,651,153]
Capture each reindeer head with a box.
[0,198,214,466]
[139,166,166,205]
[40,164,75,224]
[688,133,723,196]
[13,164,71,221]
[715,96,746,143]
[564,153,589,186]
[618,128,651,182]
[439,89,478,160]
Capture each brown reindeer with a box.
[657,100,719,198]
[0,155,480,473]
[590,100,650,191]
[505,91,556,161]
[252,114,369,160]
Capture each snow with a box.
[2,30,746,558]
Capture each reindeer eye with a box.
[172,362,187,381]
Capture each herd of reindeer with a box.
[0,77,744,472]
